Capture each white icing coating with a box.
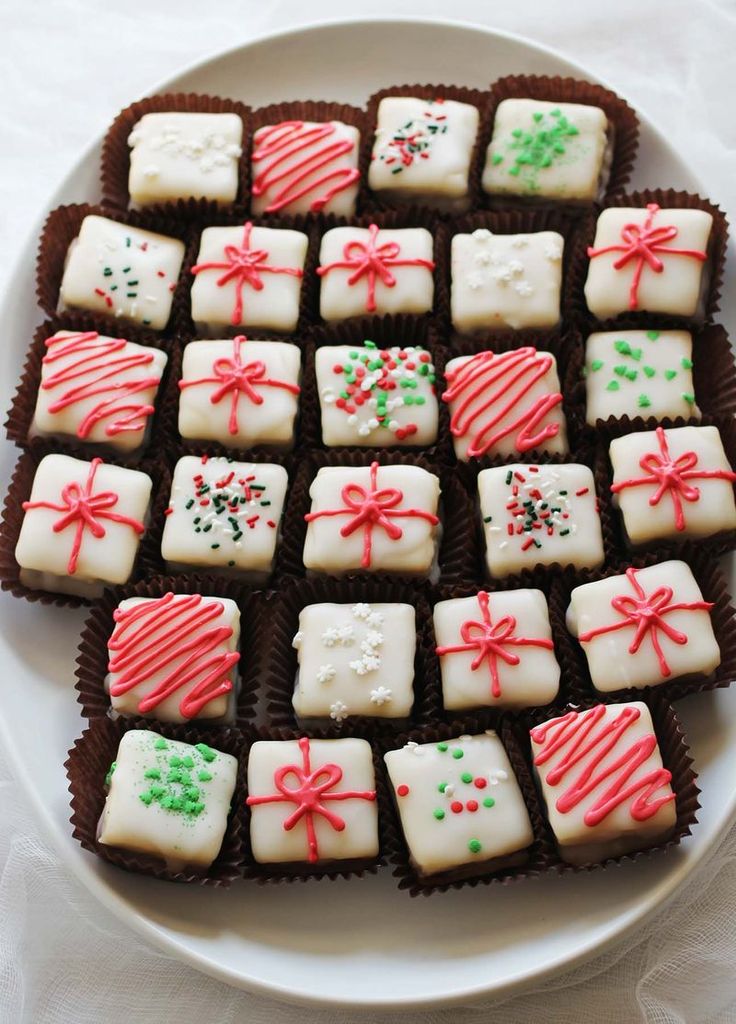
[247,737,379,864]
[585,329,699,424]
[98,730,238,871]
[434,589,560,710]
[368,97,480,211]
[128,112,243,206]
[566,560,720,692]
[482,99,609,201]
[478,462,604,579]
[292,602,415,721]
[59,215,185,330]
[450,228,563,333]
[161,456,287,577]
[177,338,301,449]
[316,343,438,447]
[384,731,534,876]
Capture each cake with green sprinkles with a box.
[58,215,185,330]
[97,730,238,871]
[384,731,534,879]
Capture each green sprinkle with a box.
[195,743,217,763]
[433,808,445,820]
[664,369,677,380]
[646,330,660,340]
[468,839,482,854]
[606,380,620,391]
[614,340,632,356]
[144,768,161,780]
[154,737,167,750]
[630,348,642,361]
[682,357,693,369]
[483,797,495,808]
[492,153,503,165]
[483,515,493,523]
[638,394,652,408]
[591,359,604,372]
[613,365,627,378]
[625,369,638,381]
[682,391,696,405]
[643,365,656,378]
[461,772,473,784]
[438,782,448,793]
[437,742,448,753]
[452,748,464,760]
[104,761,116,787]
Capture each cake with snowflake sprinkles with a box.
[177,336,301,450]
[609,426,736,545]
[450,228,564,333]
[106,594,241,723]
[15,454,151,598]
[384,731,534,879]
[478,463,604,579]
[127,112,243,207]
[317,225,435,321]
[190,221,308,332]
[161,456,288,579]
[482,100,611,202]
[251,120,360,216]
[584,204,713,319]
[584,329,699,424]
[303,461,441,577]
[434,590,560,711]
[98,730,238,872]
[530,702,677,864]
[29,329,168,454]
[315,341,438,447]
[246,736,379,866]
[291,602,416,724]
[368,96,480,211]
[59,215,185,330]
[566,562,720,694]
[443,347,567,460]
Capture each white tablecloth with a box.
[1,1,735,1020]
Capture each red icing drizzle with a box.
[178,335,301,436]
[611,426,736,532]
[316,223,435,313]
[443,348,563,458]
[22,457,146,575]
[246,736,376,863]
[531,704,675,825]
[436,590,554,699]
[577,566,713,678]
[587,203,708,311]
[252,121,359,214]
[108,593,239,719]
[304,460,439,569]
[40,331,161,440]
[191,221,304,325]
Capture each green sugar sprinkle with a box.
[461,772,473,784]
[468,839,482,854]
[483,797,495,808]
[638,394,652,408]
[438,782,448,793]
[682,357,693,369]
[433,808,446,820]
[591,359,603,372]
[195,743,218,763]
[437,742,448,753]
[104,761,117,787]
[154,737,168,750]
[643,366,656,378]
[646,330,660,340]
[682,391,696,405]
[606,380,620,391]
[664,369,677,380]
[452,748,464,760]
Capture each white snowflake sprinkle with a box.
[352,603,371,619]
[316,664,336,685]
[471,228,493,242]
[329,700,349,722]
[515,280,534,296]
[370,686,393,705]
[321,627,339,647]
[466,270,485,290]
[366,611,384,627]
[364,630,384,648]
[545,243,562,261]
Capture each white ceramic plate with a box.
[1,17,734,1012]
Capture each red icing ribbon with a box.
[191,221,304,325]
[178,335,301,435]
[436,590,554,699]
[531,704,675,825]
[108,593,239,719]
[246,736,376,863]
[304,460,439,569]
[22,457,146,575]
[610,426,736,532]
[577,566,713,678]
[252,121,359,214]
[443,348,563,458]
[587,203,707,311]
[316,223,435,313]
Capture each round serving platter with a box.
[0,17,734,1011]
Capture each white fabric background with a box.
[1,1,736,1021]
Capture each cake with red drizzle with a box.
[251,120,360,216]
[315,341,438,447]
[59,215,185,330]
[107,594,241,723]
[98,730,238,871]
[609,426,736,545]
[384,731,534,879]
[30,329,168,454]
[15,453,151,598]
[317,224,435,321]
[434,589,560,711]
[530,702,677,864]
[303,460,441,577]
[161,455,288,580]
[246,737,379,867]
[190,221,308,333]
[584,204,713,319]
[368,96,480,212]
[177,337,301,449]
[443,347,567,460]
[566,561,721,693]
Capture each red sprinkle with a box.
[397,784,410,797]
[450,801,463,814]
